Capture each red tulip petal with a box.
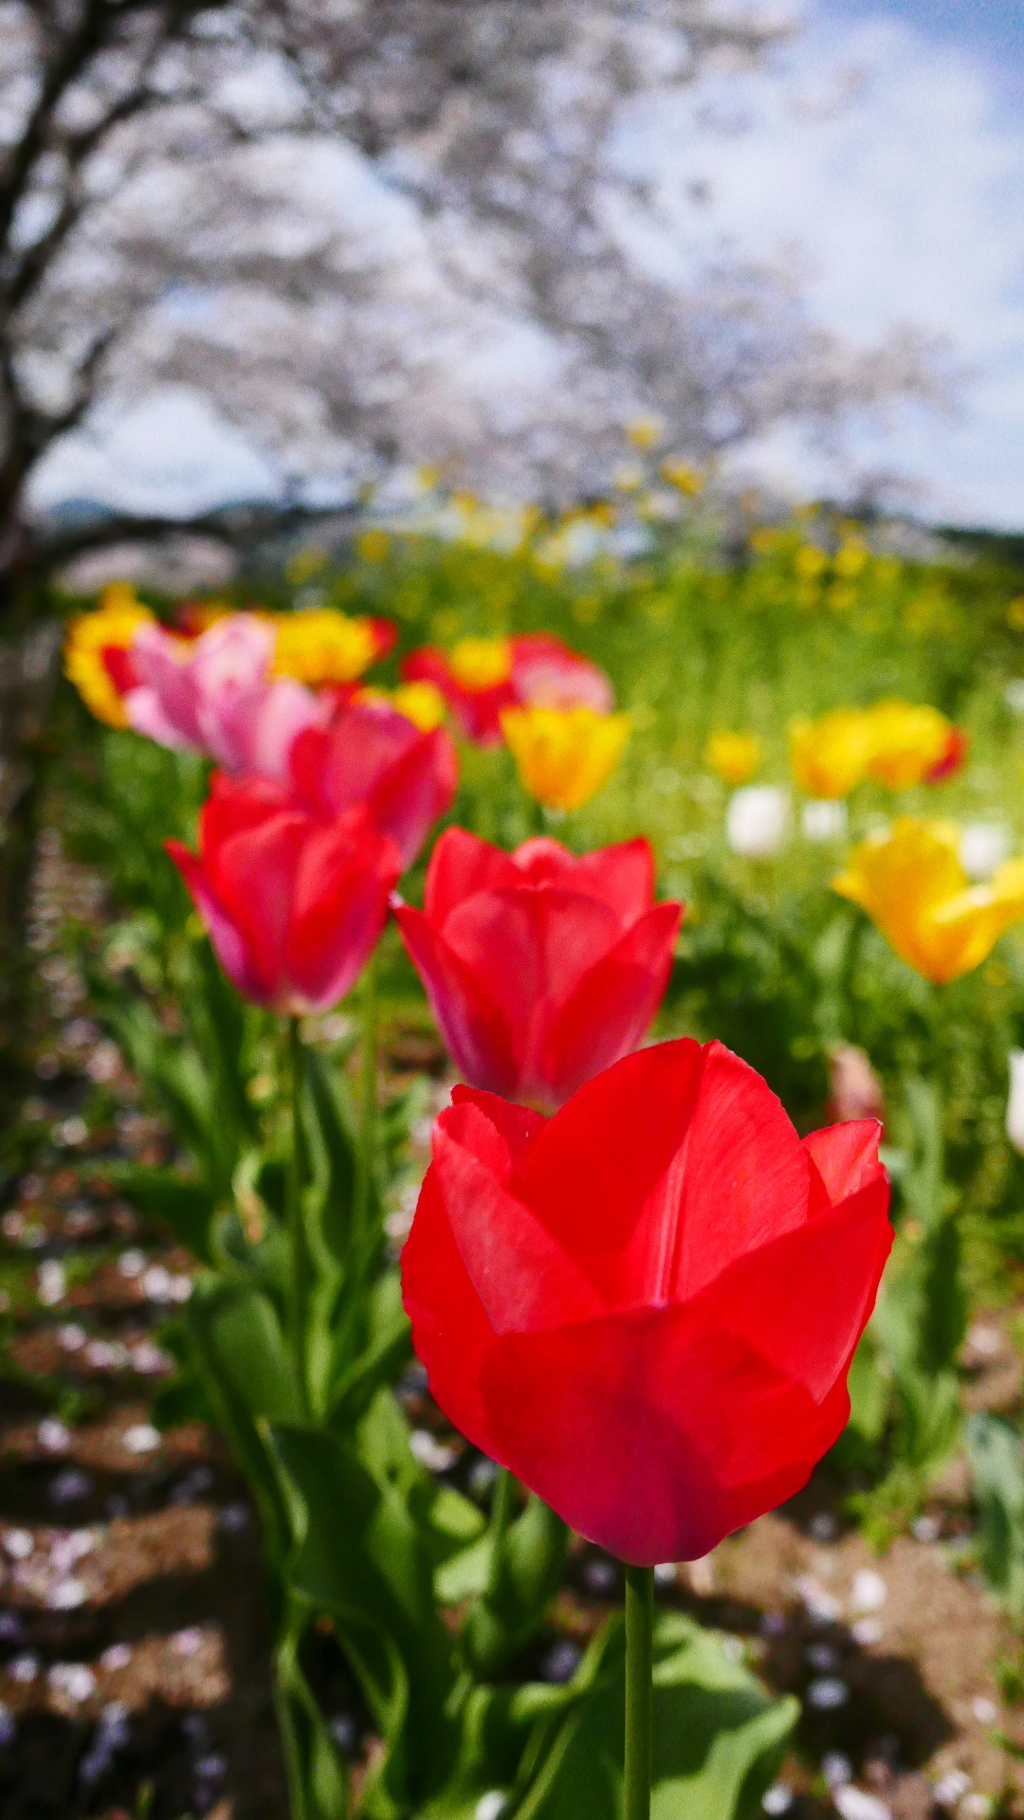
[204,808,310,1002]
[401,1165,501,1455]
[393,905,520,1096]
[665,1042,815,1302]
[287,818,399,1010]
[568,838,656,920]
[165,838,269,1004]
[513,1039,814,1310]
[541,900,682,1102]
[291,707,413,814]
[802,1119,885,1205]
[369,726,458,868]
[512,1039,706,1305]
[478,1304,844,1564]
[447,1086,548,1169]
[200,771,293,846]
[508,836,654,924]
[424,827,519,923]
[432,1116,604,1334]
[441,886,622,1093]
[697,1177,892,1401]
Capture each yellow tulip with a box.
[862,699,950,790]
[388,680,446,731]
[789,710,874,799]
[448,636,513,692]
[372,681,449,732]
[63,593,154,727]
[706,731,760,786]
[501,706,630,813]
[832,818,1024,984]
[271,608,385,685]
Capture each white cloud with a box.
[615,9,1024,525]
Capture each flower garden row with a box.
[43,556,1024,1820]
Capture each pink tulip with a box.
[125,614,325,781]
[290,696,458,869]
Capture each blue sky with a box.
[34,0,1024,534]
[824,0,1023,70]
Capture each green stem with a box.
[274,1613,312,1820]
[286,1015,311,1421]
[486,1465,516,1594]
[623,1564,654,1820]
[356,954,378,1233]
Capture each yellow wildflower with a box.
[626,416,663,451]
[706,731,760,787]
[356,528,391,563]
[272,609,388,685]
[501,706,630,813]
[789,710,874,799]
[448,636,514,692]
[661,460,706,496]
[833,818,1024,984]
[863,699,950,790]
[795,544,827,580]
[64,593,154,727]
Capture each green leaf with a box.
[966,1413,1024,1620]
[270,1421,461,1814]
[463,1495,569,1677]
[511,1613,797,1820]
[845,1328,890,1446]
[185,1276,302,1565]
[87,1162,217,1263]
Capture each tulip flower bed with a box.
[5,516,1024,1820]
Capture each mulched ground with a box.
[3,833,1024,1820]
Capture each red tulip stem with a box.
[356,954,378,1232]
[623,1564,654,1820]
[286,1015,311,1421]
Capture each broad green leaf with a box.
[463,1495,569,1676]
[271,1421,461,1814]
[966,1413,1024,1620]
[186,1276,302,1564]
[512,1613,797,1820]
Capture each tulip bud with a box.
[725,786,790,858]
[1007,1051,1024,1155]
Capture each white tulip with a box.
[725,786,790,857]
[801,799,848,843]
[960,823,1010,881]
[1007,1050,1024,1155]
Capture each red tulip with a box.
[401,633,613,747]
[288,696,458,868]
[402,1039,892,1565]
[394,829,682,1109]
[924,724,970,784]
[166,772,401,1012]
